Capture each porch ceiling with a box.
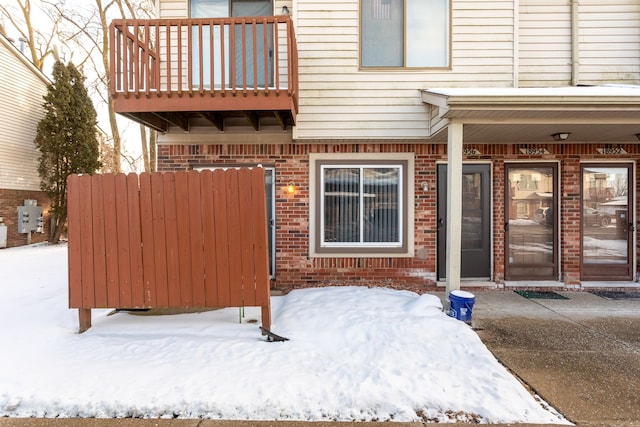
[421,86,640,144]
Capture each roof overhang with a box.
[421,86,640,144]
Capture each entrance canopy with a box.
[421,86,640,144]
[421,86,640,296]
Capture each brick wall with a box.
[158,141,640,291]
[0,189,51,248]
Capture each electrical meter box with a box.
[17,200,43,234]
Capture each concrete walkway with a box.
[473,290,640,427]
[1,290,639,427]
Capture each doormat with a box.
[515,290,569,300]
[589,291,640,301]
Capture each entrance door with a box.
[191,0,273,89]
[437,164,491,280]
[505,163,558,280]
[265,167,276,277]
[581,164,633,281]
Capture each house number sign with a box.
[519,148,549,155]
[597,147,627,155]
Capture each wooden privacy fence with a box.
[67,168,271,333]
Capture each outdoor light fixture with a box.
[551,132,570,141]
[281,5,290,15]
[286,182,296,194]
[421,182,428,191]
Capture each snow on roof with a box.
[424,86,640,98]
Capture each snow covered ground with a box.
[0,244,569,423]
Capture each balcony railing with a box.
[109,17,298,132]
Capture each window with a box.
[310,153,414,257]
[360,0,449,68]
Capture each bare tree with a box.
[0,0,60,70]
[47,0,155,173]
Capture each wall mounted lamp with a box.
[286,182,296,194]
[551,132,571,141]
[281,5,290,15]
[420,182,428,191]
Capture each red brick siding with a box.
[158,142,640,291]
[0,189,51,248]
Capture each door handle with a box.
[437,218,444,230]
[504,222,509,232]
[629,222,635,232]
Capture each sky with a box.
[0,0,145,171]
[0,243,571,423]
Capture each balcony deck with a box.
[109,17,298,133]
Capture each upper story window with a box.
[360,0,450,68]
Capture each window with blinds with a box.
[321,165,402,247]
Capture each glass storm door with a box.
[191,0,273,89]
[505,164,558,280]
[581,164,633,281]
[437,164,491,280]
[265,168,275,277]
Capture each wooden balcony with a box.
[109,17,298,133]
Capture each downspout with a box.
[571,0,579,86]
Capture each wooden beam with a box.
[156,112,190,132]
[199,112,225,131]
[242,111,259,131]
[274,111,287,130]
[124,112,168,133]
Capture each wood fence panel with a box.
[139,173,156,307]
[78,175,95,309]
[238,168,257,306]
[163,173,181,307]
[102,174,120,308]
[188,171,206,307]
[251,168,270,310]
[91,176,108,306]
[67,175,83,309]
[175,171,193,307]
[68,168,271,334]
[127,173,145,307]
[225,169,244,307]
[115,174,132,308]
[200,170,219,307]
[150,172,169,307]
[212,169,231,307]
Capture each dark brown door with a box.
[437,164,491,280]
[505,163,558,280]
[581,163,633,280]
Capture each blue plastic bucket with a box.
[448,290,476,323]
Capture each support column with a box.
[445,121,463,304]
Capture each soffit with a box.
[421,86,640,144]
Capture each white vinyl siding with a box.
[293,0,515,140]
[518,0,572,87]
[578,0,640,85]
[156,0,640,140]
[0,38,48,191]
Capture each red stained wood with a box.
[67,168,271,332]
[139,173,156,306]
